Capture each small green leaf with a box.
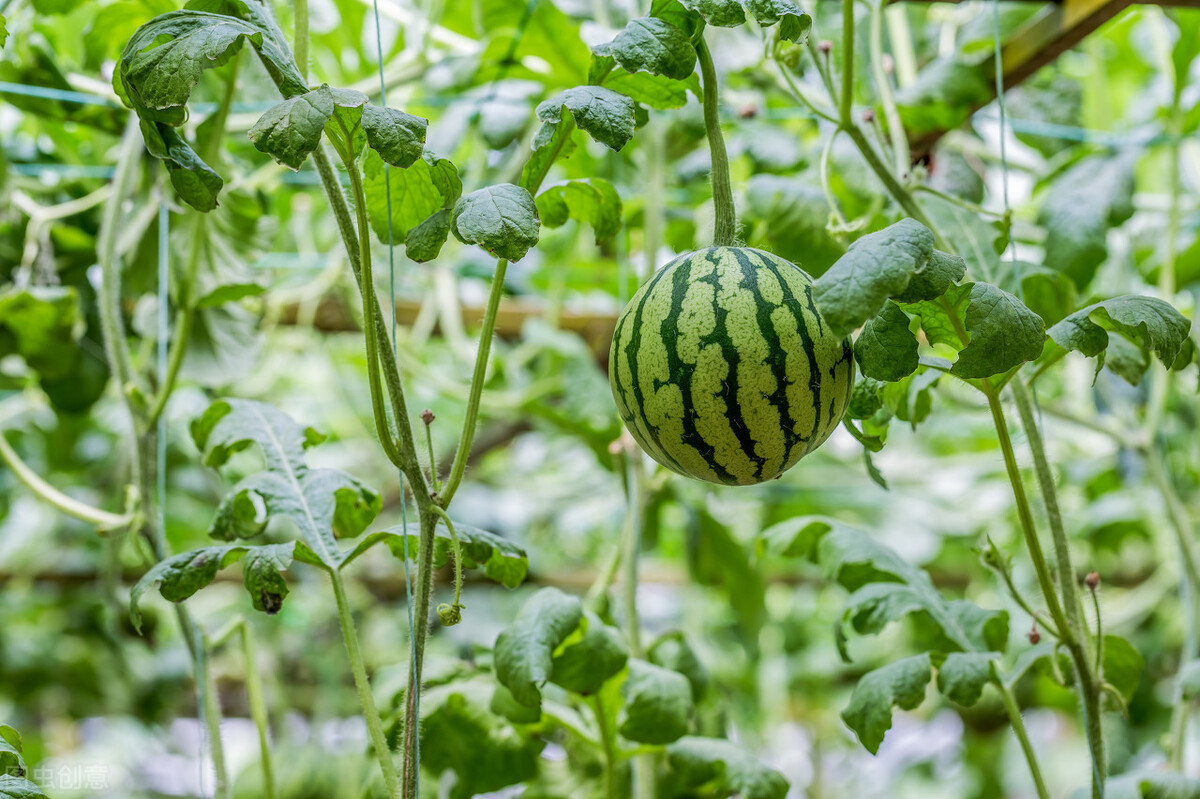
[1047,295,1193,383]
[744,0,812,42]
[1101,634,1144,704]
[842,654,932,754]
[536,178,623,243]
[139,119,223,211]
[854,301,919,382]
[0,774,49,799]
[813,219,936,339]
[948,282,1046,378]
[361,104,428,168]
[550,611,629,694]
[494,588,584,707]
[0,15,8,48]
[893,251,966,304]
[346,521,528,588]
[0,735,24,778]
[248,86,335,170]
[593,16,698,82]
[452,184,541,261]
[602,69,699,109]
[936,651,996,707]
[1038,150,1137,289]
[404,209,453,263]
[667,736,790,799]
[535,86,637,152]
[619,659,693,744]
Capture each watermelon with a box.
[609,247,854,485]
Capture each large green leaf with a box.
[0,774,48,799]
[842,654,932,754]
[550,612,629,695]
[190,399,381,568]
[364,149,461,243]
[593,16,697,82]
[618,659,693,744]
[534,86,637,152]
[895,58,990,136]
[249,87,335,170]
[452,184,541,261]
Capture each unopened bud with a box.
[738,103,758,119]
[421,408,435,426]
[1085,572,1100,591]
[1027,625,1041,645]
[881,53,894,75]
[817,40,833,54]
[862,108,876,124]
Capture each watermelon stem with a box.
[696,36,737,247]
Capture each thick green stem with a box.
[239,622,276,799]
[330,569,401,797]
[695,36,737,247]
[0,431,132,529]
[438,258,509,507]
[991,673,1051,799]
[401,509,439,799]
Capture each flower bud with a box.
[817,40,833,54]
[862,109,876,124]
[1085,571,1100,591]
[421,408,435,426]
[1027,626,1041,645]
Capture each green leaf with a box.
[139,118,223,211]
[119,9,304,123]
[536,178,623,243]
[363,149,462,243]
[346,521,528,588]
[129,542,303,630]
[248,86,335,170]
[520,114,577,193]
[535,86,637,152]
[681,0,745,26]
[760,517,1008,652]
[649,631,710,701]
[744,0,812,42]
[618,659,693,744]
[936,651,996,706]
[1101,634,1144,704]
[842,654,932,754]
[451,184,541,261]
[1046,295,1193,383]
[602,69,699,109]
[812,218,936,339]
[854,301,918,382]
[0,733,23,778]
[361,104,428,168]
[190,399,380,568]
[404,209,453,263]
[0,15,7,48]
[494,588,584,707]
[0,775,49,799]
[1038,150,1137,289]
[419,681,542,799]
[995,260,1077,327]
[593,17,698,82]
[550,611,629,694]
[687,508,766,644]
[667,736,790,799]
[0,285,82,381]
[895,58,991,136]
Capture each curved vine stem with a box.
[991,669,1051,799]
[696,35,737,247]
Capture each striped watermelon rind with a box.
[609,247,854,485]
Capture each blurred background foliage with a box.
[1,0,1199,796]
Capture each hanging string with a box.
[370,0,420,786]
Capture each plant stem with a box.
[0,431,132,529]
[401,508,439,799]
[772,58,838,124]
[695,36,736,247]
[869,0,909,175]
[819,129,849,231]
[991,671,1051,799]
[839,0,854,123]
[239,622,276,799]
[438,258,508,507]
[197,632,231,799]
[329,569,401,797]
[97,118,144,405]
[423,423,441,492]
[913,184,1008,218]
[592,694,619,799]
[294,0,309,81]
[1090,586,1103,674]
[622,457,644,658]
[431,505,463,612]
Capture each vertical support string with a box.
[370,0,419,787]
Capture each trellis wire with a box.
[369,0,420,788]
